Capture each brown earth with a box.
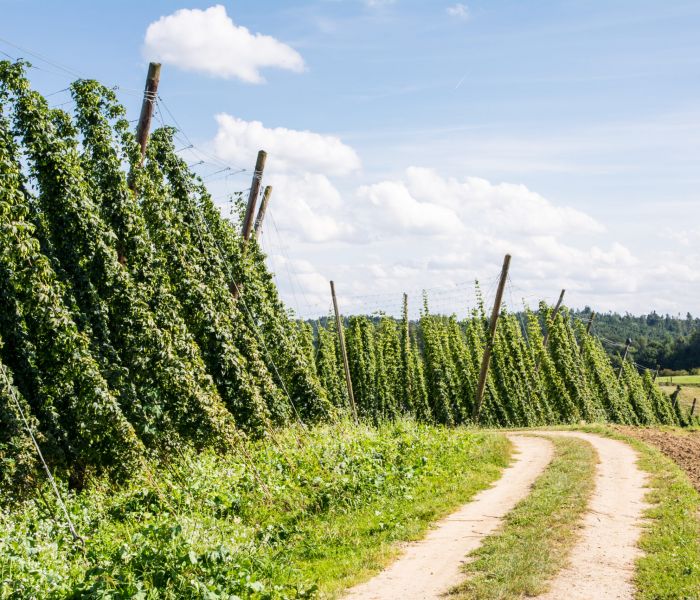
[614,426,700,493]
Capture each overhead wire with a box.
[0,362,83,543]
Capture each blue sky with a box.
[2,1,699,317]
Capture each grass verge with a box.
[581,425,700,599]
[450,435,596,599]
[0,420,509,599]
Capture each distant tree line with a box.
[569,308,700,371]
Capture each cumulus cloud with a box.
[213,114,361,175]
[143,5,304,83]
[203,118,695,314]
[357,179,464,236]
[446,3,470,20]
[356,167,604,239]
[265,173,355,243]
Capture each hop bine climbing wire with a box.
[0,362,83,544]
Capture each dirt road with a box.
[343,431,649,600]
[532,431,649,600]
[344,435,554,600]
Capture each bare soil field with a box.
[614,426,700,493]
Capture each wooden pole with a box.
[330,281,358,423]
[135,62,161,164]
[671,385,681,410]
[541,289,566,350]
[617,337,632,381]
[690,398,696,418]
[586,311,596,334]
[242,150,267,241]
[653,365,660,382]
[535,288,565,371]
[472,254,511,422]
[253,185,273,240]
[402,293,410,353]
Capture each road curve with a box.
[343,435,554,600]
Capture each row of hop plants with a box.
[0,60,690,497]
[0,61,328,496]
[310,294,690,430]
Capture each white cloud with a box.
[204,117,697,315]
[265,173,355,243]
[662,227,700,248]
[143,5,304,83]
[357,179,464,236]
[356,167,604,239]
[446,3,470,20]
[213,114,361,175]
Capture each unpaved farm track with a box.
[343,435,554,600]
[530,431,649,600]
[343,431,650,600]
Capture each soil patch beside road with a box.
[614,426,700,493]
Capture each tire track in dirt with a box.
[343,435,554,600]
[530,431,649,600]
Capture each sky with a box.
[2,0,699,319]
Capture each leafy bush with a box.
[0,421,507,598]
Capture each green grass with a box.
[450,436,596,599]
[582,425,700,599]
[0,420,509,599]
[657,375,700,385]
[658,384,699,412]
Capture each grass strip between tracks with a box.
[450,435,596,599]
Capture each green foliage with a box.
[571,307,700,370]
[0,421,508,599]
[0,347,39,496]
[0,61,337,489]
[0,59,683,495]
[313,297,677,429]
[0,65,143,481]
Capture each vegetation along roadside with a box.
[450,435,596,599]
[583,425,700,599]
[0,421,509,599]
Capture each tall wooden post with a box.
[541,289,566,350]
[242,150,267,241]
[535,288,565,371]
[472,254,511,422]
[653,365,660,382]
[690,398,696,418]
[617,337,632,381]
[136,62,161,164]
[254,186,273,240]
[402,293,410,354]
[330,281,358,423]
[671,385,681,410]
[586,311,596,334]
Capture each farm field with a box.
[657,375,700,385]
[615,425,700,493]
[1,14,700,600]
[658,384,698,412]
